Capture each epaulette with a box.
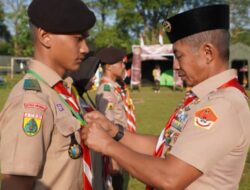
[23,79,41,91]
[103,84,111,92]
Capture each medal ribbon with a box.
[27,70,93,190]
[146,77,248,190]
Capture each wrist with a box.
[112,124,124,141]
[109,123,118,137]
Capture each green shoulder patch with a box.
[23,79,41,91]
[103,84,111,91]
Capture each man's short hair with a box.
[181,29,230,61]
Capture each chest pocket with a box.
[54,115,81,153]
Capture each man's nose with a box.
[80,40,89,54]
[173,59,180,70]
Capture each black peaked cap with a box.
[28,0,96,34]
[164,4,229,43]
[95,47,127,65]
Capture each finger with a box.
[84,112,98,122]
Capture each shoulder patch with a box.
[22,112,42,136]
[23,79,41,91]
[103,84,111,91]
[194,107,218,130]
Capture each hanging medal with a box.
[68,133,82,159]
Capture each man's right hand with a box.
[84,111,118,138]
[82,119,115,154]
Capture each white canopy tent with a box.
[131,44,183,89]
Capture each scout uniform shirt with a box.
[96,76,127,128]
[156,69,250,190]
[0,60,83,190]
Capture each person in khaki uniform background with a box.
[82,4,250,190]
[152,64,161,93]
[0,0,96,189]
[94,47,135,190]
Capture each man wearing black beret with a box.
[0,0,96,190]
[82,4,250,190]
[95,47,136,190]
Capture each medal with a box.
[68,134,82,159]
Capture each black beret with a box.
[95,47,127,65]
[164,4,229,43]
[28,0,96,34]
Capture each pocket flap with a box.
[55,116,81,136]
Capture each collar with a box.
[102,76,120,88]
[192,69,237,99]
[28,59,62,87]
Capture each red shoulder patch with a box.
[194,107,218,130]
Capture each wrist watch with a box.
[113,124,124,141]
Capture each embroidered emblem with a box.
[194,107,218,129]
[22,112,42,136]
[103,84,111,91]
[56,103,64,112]
[162,20,172,32]
[24,103,47,111]
[23,79,41,91]
[172,132,180,144]
[162,107,190,156]
[106,102,114,110]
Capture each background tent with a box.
[230,43,250,88]
[131,44,182,89]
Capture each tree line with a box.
[0,0,250,56]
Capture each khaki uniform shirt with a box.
[96,77,127,128]
[167,69,250,190]
[0,60,83,190]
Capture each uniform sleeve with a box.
[96,86,118,123]
[0,91,53,176]
[170,97,244,173]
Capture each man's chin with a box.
[185,80,195,87]
[69,64,80,71]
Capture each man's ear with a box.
[106,64,112,71]
[37,28,51,48]
[202,43,215,64]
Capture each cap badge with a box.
[162,21,172,33]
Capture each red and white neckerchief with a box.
[54,81,93,190]
[100,79,136,132]
[115,84,136,133]
[146,78,248,190]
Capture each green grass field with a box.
[0,75,249,189]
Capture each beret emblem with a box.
[162,21,171,33]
